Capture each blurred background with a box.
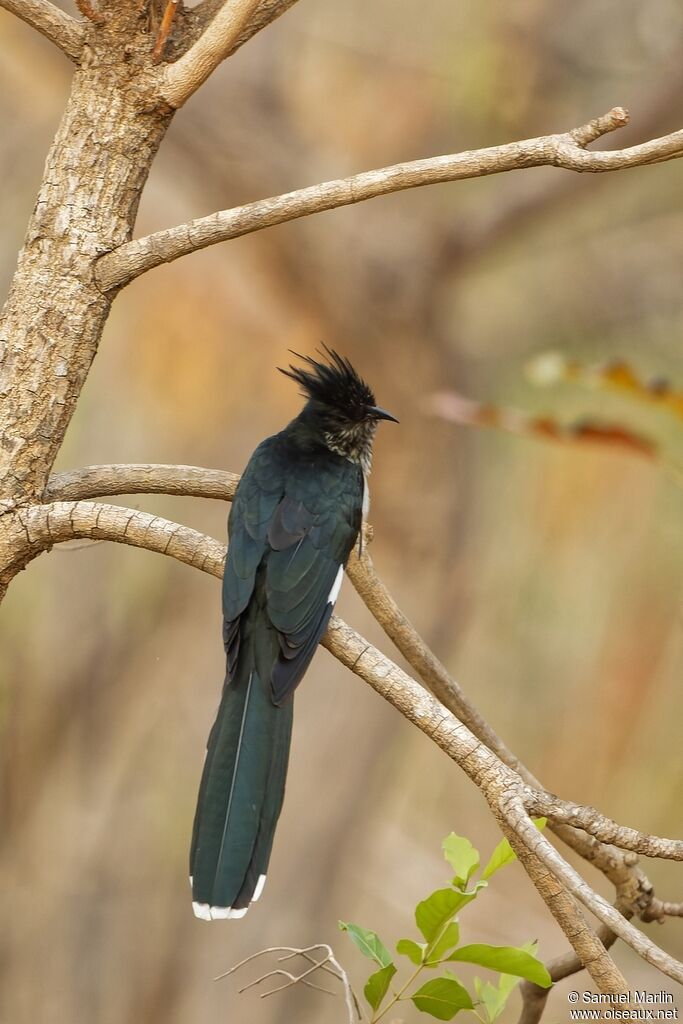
[1,1,683,1020]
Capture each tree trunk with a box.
[0,9,172,587]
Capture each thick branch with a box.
[190,0,300,54]
[20,501,226,577]
[161,0,263,108]
[47,465,683,873]
[95,108,683,292]
[0,0,84,60]
[499,838,628,996]
[503,801,683,986]
[45,463,239,503]
[518,924,619,1024]
[27,496,683,991]
[346,544,672,927]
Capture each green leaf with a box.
[339,922,392,967]
[447,944,551,987]
[416,889,468,942]
[397,938,426,965]
[426,922,460,965]
[412,975,474,1020]
[480,820,547,881]
[415,883,487,943]
[480,838,517,881]
[475,973,522,1023]
[364,963,397,1011]
[442,834,480,885]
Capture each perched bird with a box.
[191,349,397,920]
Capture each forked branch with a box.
[216,945,358,1022]
[162,0,263,107]
[518,924,619,1024]
[19,481,683,993]
[95,108,683,292]
[43,464,683,867]
[0,0,84,60]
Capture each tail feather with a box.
[232,703,293,909]
[190,660,292,918]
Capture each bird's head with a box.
[279,347,398,470]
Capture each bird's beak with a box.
[369,406,399,424]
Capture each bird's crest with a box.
[279,346,375,422]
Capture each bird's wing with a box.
[222,437,362,703]
[222,437,285,680]
[265,455,363,704]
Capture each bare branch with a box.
[21,501,226,578]
[190,0,300,54]
[45,466,683,868]
[0,0,85,60]
[24,477,683,990]
[95,108,683,293]
[526,792,683,862]
[642,900,683,923]
[217,945,357,1023]
[502,800,683,985]
[45,463,239,503]
[346,545,672,918]
[500,839,628,996]
[518,924,619,1024]
[161,0,263,108]
[347,545,526,775]
[23,496,681,992]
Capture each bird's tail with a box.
[190,661,293,920]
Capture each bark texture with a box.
[0,11,171,508]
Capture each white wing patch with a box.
[328,565,344,605]
[252,874,267,902]
[362,473,370,520]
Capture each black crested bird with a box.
[191,349,397,920]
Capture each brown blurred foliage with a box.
[1,2,683,1021]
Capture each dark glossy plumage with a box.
[190,351,395,919]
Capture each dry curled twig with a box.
[216,945,359,1022]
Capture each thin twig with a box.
[238,964,336,998]
[0,0,84,60]
[96,108,683,292]
[216,945,358,1022]
[152,0,179,62]
[74,0,102,24]
[526,791,683,862]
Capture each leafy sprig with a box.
[340,824,551,1022]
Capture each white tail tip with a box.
[252,874,267,903]
[192,901,249,921]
